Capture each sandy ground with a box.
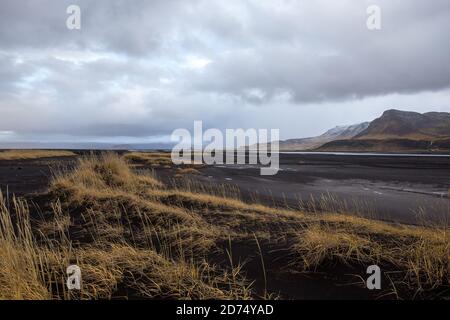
[179,153,450,225]
[0,155,380,299]
[0,157,76,196]
[0,153,448,298]
[0,153,449,226]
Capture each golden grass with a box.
[294,224,380,269]
[0,150,75,160]
[0,152,448,299]
[0,199,52,299]
[124,152,173,168]
[53,153,162,192]
[124,151,204,169]
[175,167,201,176]
[0,197,250,300]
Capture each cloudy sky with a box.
[1,0,450,144]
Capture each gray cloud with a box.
[0,0,449,141]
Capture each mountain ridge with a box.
[355,109,450,140]
[277,122,369,151]
[275,109,450,152]
[317,109,450,152]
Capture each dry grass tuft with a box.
[0,195,250,300]
[124,152,173,168]
[294,224,381,269]
[0,198,52,299]
[53,152,162,192]
[175,167,201,176]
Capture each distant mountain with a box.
[355,109,450,140]
[277,122,369,151]
[3,109,449,153]
[318,109,450,152]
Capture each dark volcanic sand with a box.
[1,153,449,226]
[0,150,125,197]
[0,156,77,197]
[0,153,448,299]
[171,153,450,225]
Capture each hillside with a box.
[278,122,369,151]
[355,109,450,140]
[316,109,450,152]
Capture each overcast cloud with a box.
[1,0,449,143]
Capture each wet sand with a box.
[0,153,449,225]
[188,153,450,225]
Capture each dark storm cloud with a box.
[188,0,450,102]
[0,0,211,56]
[0,0,449,140]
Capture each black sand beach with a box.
[174,153,450,225]
[0,152,448,299]
[1,152,449,226]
